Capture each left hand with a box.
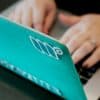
[8,0,56,34]
[59,13,100,68]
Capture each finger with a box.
[8,13,15,20]
[32,5,45,32]
[72,41,95,64]
[43,7,56,34]
[59,13,81,26]
[21,3,32,27]
[14,13,21,23]
[83,47,100,68]
[67,33,88,54]
[60,25,80,43]
[11,3,23,23]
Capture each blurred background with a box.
[0,0,18,12]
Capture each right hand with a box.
[9,0,56,33]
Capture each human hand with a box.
[9,0,56,33]
[59,13,100,68]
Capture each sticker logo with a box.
[29,35,63,60]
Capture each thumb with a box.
[59,13,81,26]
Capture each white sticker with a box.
[29,35,63,60]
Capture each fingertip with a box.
[58,13,63,19]
[43,28,49,34]
[82,61,92,68]
[72,55,78,64]
[34,24,43,32]
[59,13,66,19]
[60,38,66,44]
[58,13,68,23]
[82,62,88,68]
[43,19,53,34]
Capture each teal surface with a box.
[0,66,63,100]
[0,16,87,100]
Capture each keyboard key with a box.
[75,60,100,85]
[75,64,81,73]
[80,68,93,79]
[87,65,99,74]
[80,76,88,85]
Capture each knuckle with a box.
[71,39,78,47]
[84,42,92,52]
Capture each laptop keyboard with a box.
[76,62,100,85]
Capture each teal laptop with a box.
[0,16,87,100]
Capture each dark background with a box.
[0,0,18,12]
[0,0,100,15]
[55,0,100,15]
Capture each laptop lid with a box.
[0,16,87,100]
